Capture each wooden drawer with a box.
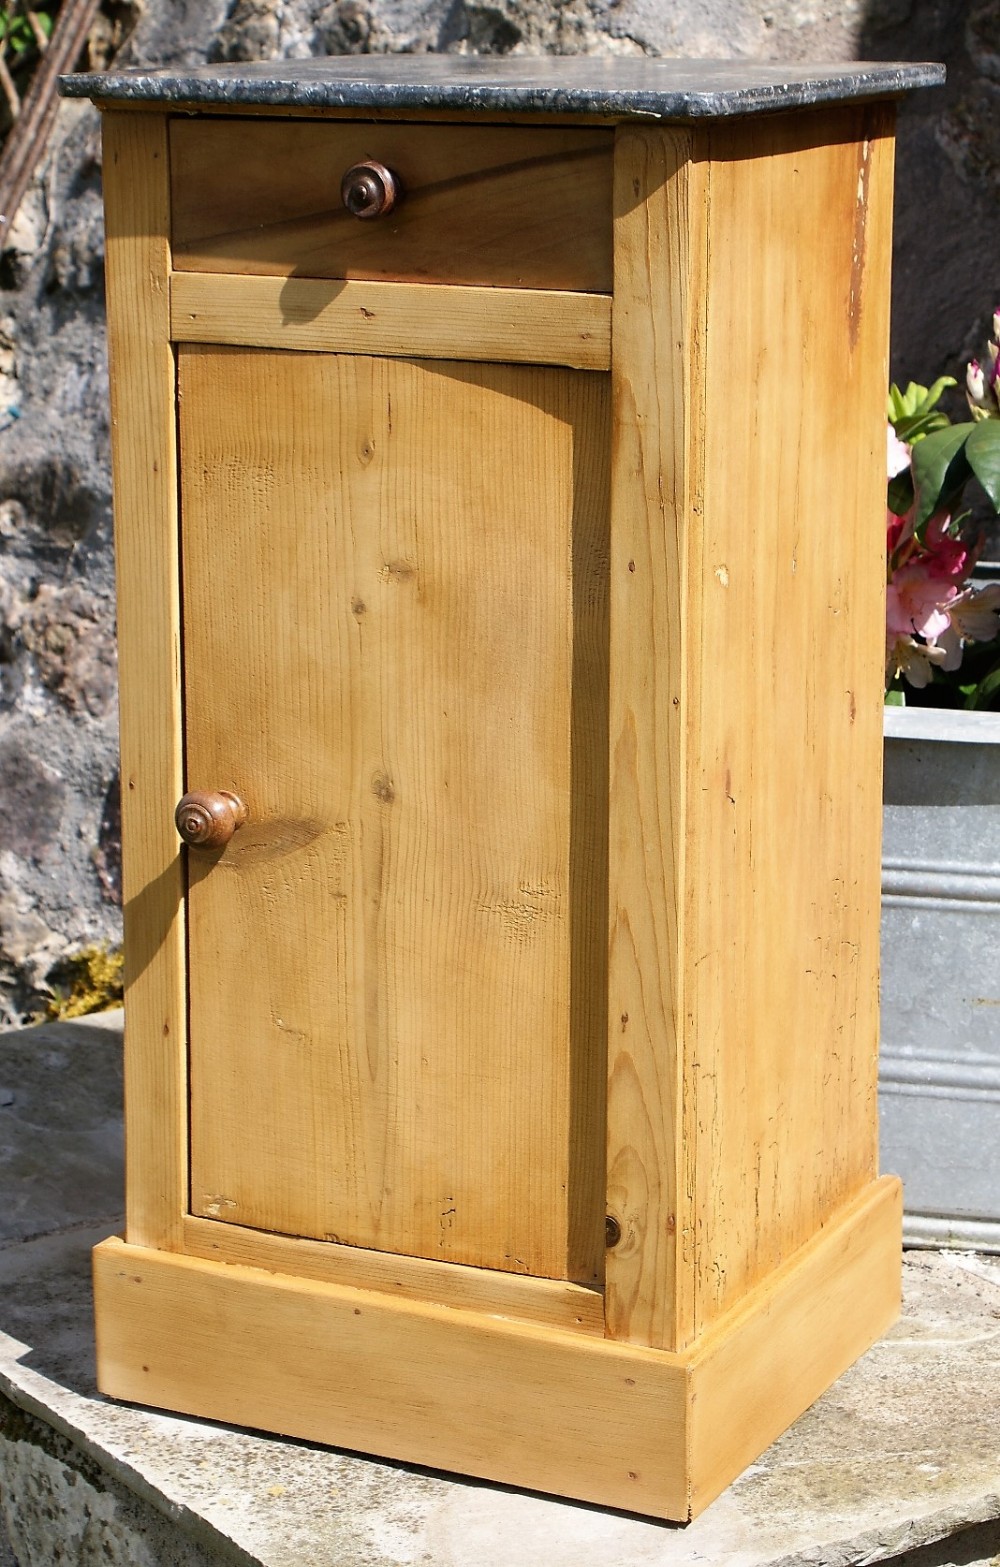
[169,118,614,292]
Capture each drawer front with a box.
[170,118,613,291]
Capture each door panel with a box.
[180,346,609,1283]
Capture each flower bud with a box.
[967,359,986,405]
[992,307,1000,344]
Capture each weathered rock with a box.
[9,583,117,717]
[0,4,208,1025]
[0,0,994,1022]
[0,1404,231,1567]
[0,742,65,862]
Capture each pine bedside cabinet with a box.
[60,56,943,1521]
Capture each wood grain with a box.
[101,112,187,1251]
[169,271,612,370]
[93,1175,900,1520]
[604,127,705,1350]
[678,104,896,1342]
[94,1233,689,1519]
[182,1215,605,1334]
[688,1176,902,1515]
[605,107,894,1351]
[170,119,613,291]
[180,346,610,1284]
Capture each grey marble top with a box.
[59,56,944,119]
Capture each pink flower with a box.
[887,338,1000,692]
[887,425,911,478]
[886,507,913,558]
[966,327,1000,418]
[885,566,999,689]
[946,581,1000,643]
[968,359,987,408]
[885,634,949,688]
[923,514,975,580]
[886,560,958,642]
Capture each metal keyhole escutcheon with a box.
[340,160,401,220]
[175,790,247,850]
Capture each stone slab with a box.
[0,1012,123,1247]
[2,1015,1000,1566]
[58,56,945,119]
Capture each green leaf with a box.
[964,419,1000,511]
[965,659,1000,710]
[899,382,926,418]
[889,376,959,443]
[887,470,914,517]
[917,375,957,414]
[887,384,910,421]
[894,408,953,443]
[910,422,975,526]
[884,689,906,706]
[8,16,32,51]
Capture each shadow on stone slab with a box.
[0,1221,120,1397]
[889,1515,1000,1567]
[0,1013,125,1399]
[0,1013,124,1246]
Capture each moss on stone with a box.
[45,944,124,1020]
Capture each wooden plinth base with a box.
[93,1176,901,1522]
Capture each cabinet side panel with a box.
[606,128,705,1349]
[181,349,609,1284]
[681,105,894,1339]
[688,1177,902,1515]
[102,112,187,1250]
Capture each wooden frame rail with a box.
[169,271,612,371]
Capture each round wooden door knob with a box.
[340,160,400,220]
[175,790,247,850]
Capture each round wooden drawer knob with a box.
[175,790,247,850]
[340,160,400,220]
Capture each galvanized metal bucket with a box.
[880,707,1000,1250]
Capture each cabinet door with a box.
[180,344,610,1285]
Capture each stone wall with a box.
[0,0,995,1023]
